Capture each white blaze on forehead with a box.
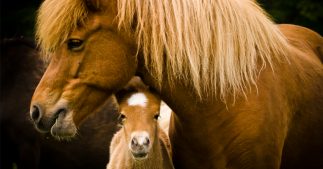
[127,93,148,107]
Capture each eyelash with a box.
[67,39,84,51]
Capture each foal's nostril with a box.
[132,138,138,146]
[31,105,41,122]
[144,138,150,146]
[131,136,150,148]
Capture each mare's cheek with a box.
[72,88,110,125]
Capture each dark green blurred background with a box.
[258,0,322,35]
[1,0,322,39]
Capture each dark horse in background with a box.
[0,38,119,169]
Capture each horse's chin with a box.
[50,110,77,140]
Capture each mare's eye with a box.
[154,114,160,120]
[67,39,84,51]
[118,114,126,124]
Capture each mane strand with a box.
[36,0,88,58]
[37,0,290,99]
[117,0,290,99]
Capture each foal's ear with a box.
[115,76,149,104]
[124,76,149,91]
[115,89,129,104]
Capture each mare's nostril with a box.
[54,108,67,119]
[31,105,41,122]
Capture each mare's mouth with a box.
[34,111,60,133]
[32,106,77,140]
[50,110,77,139]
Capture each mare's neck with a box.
[137,63,227,122]
[137,58,239,169]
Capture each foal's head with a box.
[116,78,161,160]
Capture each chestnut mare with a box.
[30,0,323,169]
[107,77,173,169]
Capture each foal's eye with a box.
[67,39,84,51]
[154,114,160,120]
[118,114,126,124]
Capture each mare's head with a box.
[30,0,137,138]
[30,0,289,139]
[116,78,161,160]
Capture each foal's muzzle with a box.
[130,132,151,159]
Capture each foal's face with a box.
[119,92,161,160]
[30,8,137,138]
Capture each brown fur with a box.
[107,81,174,169]
[108,128,173,169]
[0,38,120,169]
[31,0,323,169]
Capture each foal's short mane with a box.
[37,0,290,99]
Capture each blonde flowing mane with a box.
[37,0,290,99]
[36,0,87,56]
